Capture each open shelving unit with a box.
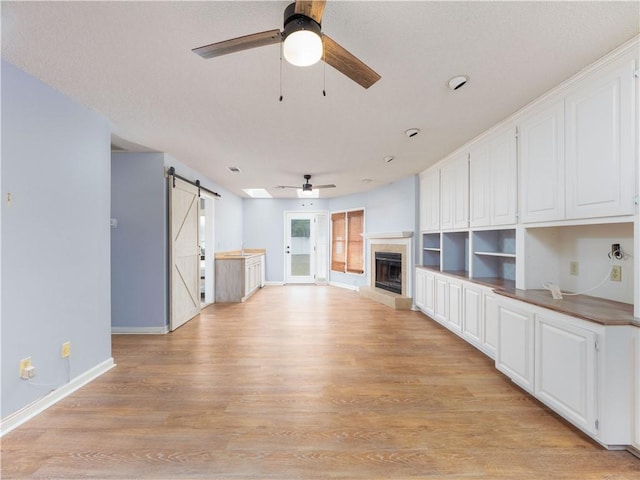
[471,229,516,287]
[442,231,469,277]
[422,233,441,269]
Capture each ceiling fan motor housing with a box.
[283,3,321,40]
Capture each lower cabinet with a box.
[496,299,535,393]
[535,312,598,435]
[216,254,264,303]
[482,293,499,357]
[434,276,448,324]
[462,284,482,347]
[447,280,463,333]
[635,329,640,450]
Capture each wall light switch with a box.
[570,261,579,276]
[110,218,117,228]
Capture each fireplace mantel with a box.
[364,231,413,239]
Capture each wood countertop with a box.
[416,265,638,327]
[215,249,266,260]
[493,288,639,327]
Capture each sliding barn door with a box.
[169,177,200,331]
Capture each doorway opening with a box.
[284,211,329,284]
[199,194,215,307]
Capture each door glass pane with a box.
[291,219,311,276]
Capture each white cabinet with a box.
[535,312,598,435]
[434,275,448,325]
[565,56,636,220]
[482,292,499,358]
[420,170,440,232]
[440,154,469,230]
[496,299,535,393]
[215,254,264,303]
[462,283,482,347]
[415,268,436,318]
[447,279,463,333]
[469,127,518,227]
[635,328,640,449]
[519,100,565,223]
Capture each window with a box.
[331,209,364,274]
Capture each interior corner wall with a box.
[1,61,112,419]
[328,176,418,289]
[111,153,168,331]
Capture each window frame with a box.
[330,208,365,275]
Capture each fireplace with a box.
[375,252,402,294]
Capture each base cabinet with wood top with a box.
[215,253,265,303]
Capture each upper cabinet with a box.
[419,169,440,232]
[470,127,518,227]
[564,57,636,220]
[519,100,565,223]
[440,153,469,230]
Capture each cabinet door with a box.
[434,276,448,324]
[496,301,534,393]
[490,128,518,226]
[519,101,565,223]
[535,313,598,435]
[636,330,640,449]
[482,293,499,358]
[420,170,440,232]
[424,271,435,318]
[462,284,482,346]
[415,269,426,310]
[447,280,463,333]
[440,154,468,230]
[565,58,636,219]
[469,143,491,227]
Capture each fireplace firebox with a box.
[375,252,402,294]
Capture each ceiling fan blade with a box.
[313,184,336,189]
[322,34,381,89]
[294,0,326,25]
[275,185,299,189]
[192,29,282,59]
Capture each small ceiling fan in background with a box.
[276,174,336,193]
[192,0,381,89]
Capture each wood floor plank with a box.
[2,285,638,479]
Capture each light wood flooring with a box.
[2,285,638,479]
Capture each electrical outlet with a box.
[610,265,622,282]
[61,341,71,358]
[570,261,579,276]
[19,357,32,378]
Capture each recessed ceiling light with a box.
[448,75,469,91]
[405,129,419,138]
[227,166,242,173]
[384,155,395,163]
[242,188,272,198]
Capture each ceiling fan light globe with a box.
[283,29,322,67]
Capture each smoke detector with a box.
[405,129,419,138]
[448,75,469,91]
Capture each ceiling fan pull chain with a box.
[322,48,327,97]
[279,42,284,102]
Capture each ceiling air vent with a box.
[227,166,242,173]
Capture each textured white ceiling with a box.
[2,1,639,198]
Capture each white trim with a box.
[111,326,169,334]
[264,281,285,286]
[364,231,413,239]
[0,358,115,437]
[329,281,360,292]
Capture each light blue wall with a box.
[328,176,419,289]
[243,199,329,282]
[1,61,112,419]
[111,153,168,330]
[110,153,245,330]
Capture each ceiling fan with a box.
[192,0,381,89]
[276,174,336,192]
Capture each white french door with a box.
[284,211,328,284]
[169,177,201,330]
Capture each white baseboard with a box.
[0,358,115,437]
[264,281,284,286]
[329,281,360,292]
[111,326,169,334]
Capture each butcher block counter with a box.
[215,249,265,303]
